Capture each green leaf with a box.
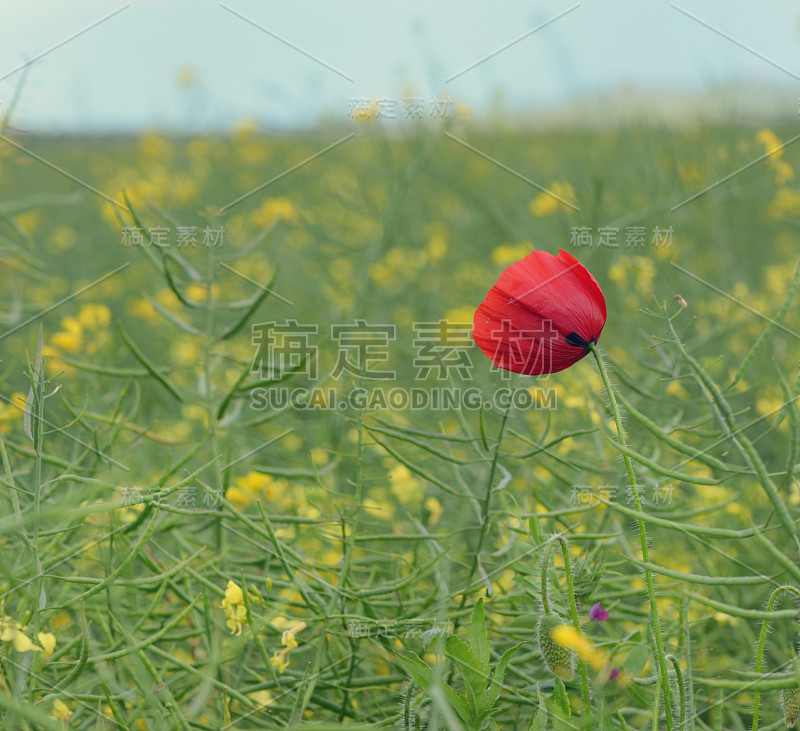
[482,643,522,712]
[528,515,545,546]
[554,678,572,719]
[396,650,474,726]
[395,651,434,691]
[446,635,484,712]
[289,663,311,726]
[598,698,614,730]
[217,267,280,341]
[623,644,650,677]
[529,685,548,731]
[118,322,183,403]
[430,683,473,729]
[470,597,490,671]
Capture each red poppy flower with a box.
[472,248,606,375]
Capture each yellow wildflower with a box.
[389,464,424,506]
[253,197,298,228]
[248,690,275,707]
[757,129,783,158]
[551,625,605,669]
[127,298,160,325]
[38,632,56,659]
[551,625,628,683]
[443,306,475,324]
[12,630,35,653]
[185,282,221,303]
[271,649,290,674]
[227,470,275,510]
[77,303,111,329]
[0,615,42,653]
[0,392,25,435]
[424,497,443,526]
[51,315,83,353]
[50,699,72,722]
[757,129,795,184]
[271,622,305,674]
[221,580,247,635]
[491,243,533,267]
[529,182,576,217]
[768,188,800,219]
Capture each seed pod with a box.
[537,614,576,682]
[781,687,800,728]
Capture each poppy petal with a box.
[473,248,607,375]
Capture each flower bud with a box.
[780,687,800,727]
[537,614,576,681]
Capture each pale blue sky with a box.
[3,0,800,132]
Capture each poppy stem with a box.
[588,342,675,731]
[541,534,593,711]
[751,585,800,731]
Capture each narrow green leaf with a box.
[218,267,279,341]
[609,440,720,485]
[470,597,490,671]
[118,322,183,403]
[528,685,548,730]
[395,651,434,691]
[482,643,522,712]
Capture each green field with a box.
[1,119,800,729]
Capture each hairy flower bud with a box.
[537,614,576,682]
[781,687,800,728]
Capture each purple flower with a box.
[608,667,620,680]
[589,602,609,622]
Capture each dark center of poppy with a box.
[565,331,594,352]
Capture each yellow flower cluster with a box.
[757,129,794,185]
[369,246,432,290]
[50,699,72,721]
[227,470,320,519]
[0,615,56,658]
[607,256,656,299]
[46,303,111,360]
[551,625,627,683]
[252,197,298,229]
[529,182,577,217]
[227,471,277,509]
[389,464,425,506]
[220,580,247,636]
[0,392,26,435]
[491,243,533,267]
[271,622,306,674]
[768,188,800,220]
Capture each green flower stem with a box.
[666,655,686,729]
[28,351,46,705]
[589,342,674,730]
[204,225,224,553]
[541,535,592,711]
[752,585,800,731]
